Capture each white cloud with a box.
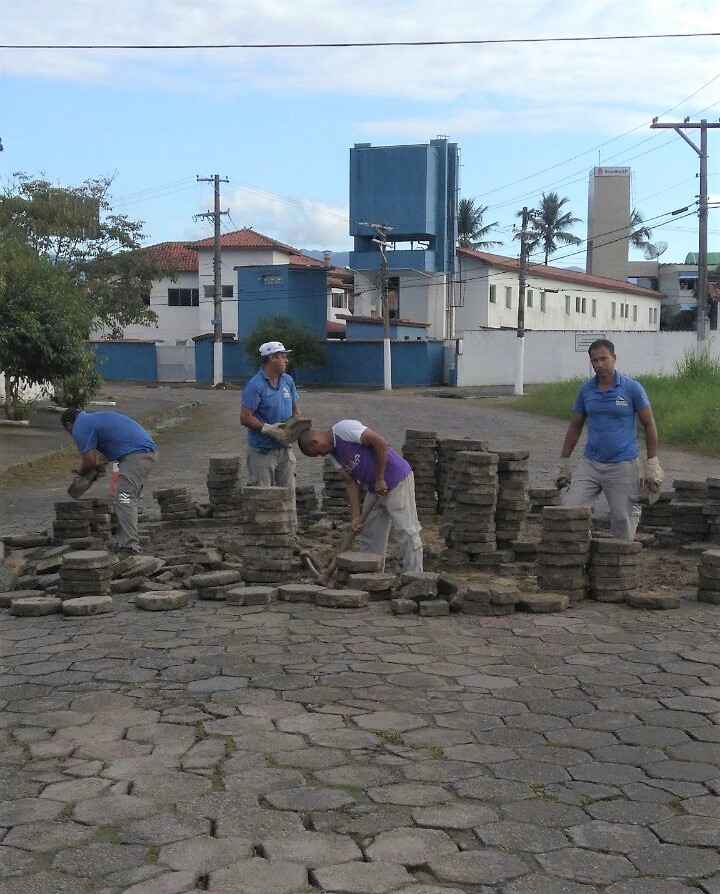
[227,185,351,249]
[3,0,719,138]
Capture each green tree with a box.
[243,315,326,372]
[629,208,653,252]
[457,198,502,249]
[522,192,582,265]
[0,173,175,337]
[0,241,92,419]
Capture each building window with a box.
[592,299,597,318]
[527,289,533,308]
[612,302,616,319]
[332,291,347,309]
[489,284,497,303]
[581,297,587,314]
[633,305,638,322]
[565,295,571,315]
[203,284,234,298]
[261,274,283,287]
[575,296,581,313]
[540,291,546,312]
[168,288,199,307]
[505,286,512,308]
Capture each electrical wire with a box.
[3,32,719,49]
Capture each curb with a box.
[0,400,203,485]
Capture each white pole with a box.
[383,337,392,391]
[513,334,525,396]
[213,340,223,387]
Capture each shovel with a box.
[301,495,378,586]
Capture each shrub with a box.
[243,315,325,372]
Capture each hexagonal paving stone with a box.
[368,783,452,806]
[265,786,356,812]
[0,798,63,826]
[428,849,529,885]
[365,827,457,865]
[653,815,720,847]
[503,873,601,894]
[537,847,636,885]
[261,832,362,866]
[73,794,158,825]
[50,842,147,878]
[120,870,197,893]
[2,819,96,852]
[119,812,210,845]
[628,843,720,877]
[587,800,675,825]
[567,820,658,853]
[40,777,112,802]
[606,881,700,894]
[209,858,308,894]
[354,711,427,732]
[158,834,253,872]
[412,801,499,829]
[475,821,568,852]
[310,861,414,893]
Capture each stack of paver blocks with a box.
[87,498,114,542]
[190,569,244,601]
[537,506,591,605]
[493,450,530,547]
[322,458,347,521]
[237,486,300,584]
[436,437,488,514]
[59,550,114,616]
[53,502,92,544]
[671,479,708,543]
[443,451,498,566]
[528,487,561,516]
[698,549,720,605]
[402,429,438,518]
[207,455,242,520]
[639,492,673,531]
[154,487,196,522]
[704,478,720,544]
[296,485,321,529]
[589,538,642,602]
[391,571,461,617]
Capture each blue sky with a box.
[3,0,719,265]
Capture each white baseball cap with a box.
[259,341,291,358]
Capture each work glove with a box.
[261,422,290,446]
[556,459,572,491]
[641,456,664,502]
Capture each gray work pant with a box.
[564,456,641,541]
[358,473,424,573]
[115,451,157,552]
[247,446,297,530]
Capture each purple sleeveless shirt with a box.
[331,421,411,493]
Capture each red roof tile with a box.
[191,228,324,267]
[458,248,663,299]
[142,241,197,273]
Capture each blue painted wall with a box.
[91,342,157,382]
[237,266,327,340]
[349,138,459,276]
[194,338,445,388]
[346,320,429,340]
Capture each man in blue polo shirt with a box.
[556,338,663,541]
[240,341,299,524]
[62,408,157,554]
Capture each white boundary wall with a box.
[457,330,720,387]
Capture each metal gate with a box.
[156,345,196,382]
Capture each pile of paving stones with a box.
[443,451,498,567]
[588,537,641,603]
[322,457,347,521]
[296,484,321,529]
[704,478,720,544]
[236,486,301,584]
[537,505,591,605]
[639,491,674,531]
[190,568,244,601]
[671,479,709,544]
[391,571,461,616]
[528,486,561,515]
[335,550,384,585]
[436,437,488,514]
[493,450,530,547]
[154,487,197,522]
[463,576,569,615]
[698,549,720,605]
[52,501,93,544]
[402,428,438,518]
[206,455,241,519]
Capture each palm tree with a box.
[457,198,502,249]
[520,192,582,265]
[629,208,653,252]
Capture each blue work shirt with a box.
[242,369,299,452]
[572,372,650,464]
[71,411,157,461]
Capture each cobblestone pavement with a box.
[2,386,717,535]
[4,593,720,893]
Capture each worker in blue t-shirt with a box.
[240,341,299,524]
[556,338,663,541]
[62,408,157,554]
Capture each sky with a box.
[3,0,720,266]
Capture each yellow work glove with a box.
[556,459,572,491]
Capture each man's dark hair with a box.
[588,338,615,357]
[60,408,81,429]
[297,431,313,456]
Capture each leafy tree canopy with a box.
[243,315,326,371]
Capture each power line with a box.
[3,32,719,50]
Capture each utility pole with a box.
[650,117,720,343]
[514,206,533,396]
[362,222,393,390]
[195,175,230,385]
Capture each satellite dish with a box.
[643,241,668,260]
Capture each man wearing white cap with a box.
[240,342,299,517]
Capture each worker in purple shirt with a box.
[299,420,423,572]
[557,338,663,541]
